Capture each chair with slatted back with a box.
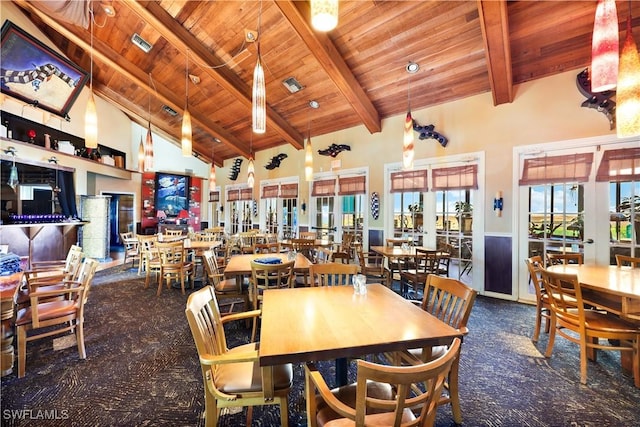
[332,232,356,264]
[16,246,84,310]
[355,244,390,287]
[547,252,583,265]
[309,262,358,287]
[16,257,99,378]
[164,228,184,238]
[305,338,461,427]
[140,235,161,288]
[156,240,194,296]
[120,232,140,268]
[540,268,640,387]
[525,255,552,344]
[185,286,292,427]
[401,275,477,424]
[253,242,281,254]
[202,250,249,314]
[249,259,295,341]
[616,254,640,268]
[399,248,440,298]
[298,231,316,240]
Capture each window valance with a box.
[431,165,478,191]
[390,170,428,193]
[519,153,594,185]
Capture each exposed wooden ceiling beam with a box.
[13,0,250,161]
[275,0,381,134]
[125,0,305,150]
[477,0,513,105]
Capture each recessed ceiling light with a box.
[101,2,116,17]
[309,100,319,109]
[406,61,420,74]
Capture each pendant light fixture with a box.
[311,0,339,32]
[252,1,266,134]
[616,6,640,138]
[247,134,255,188]
[305,131,314,182]
[182,50,193,156]
[591,0,619,92]
[209,141,217,193]
[84,11,98,149]
[305,100,318,181]
[138,134,144,173]
[403,66,416,170]
[144,73,155,170]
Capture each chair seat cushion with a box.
[214,278,240,294]
[214,343,293,394]
[316,381,394,427]
[408,344,448,362]
[323,409,416,427]
[16,300,77,326]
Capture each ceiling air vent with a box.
[282,77,304,94]
[131,33,153,53]
[162,105,178,117]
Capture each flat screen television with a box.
[1,20,89,119]
[155,173,189,217]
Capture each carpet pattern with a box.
[1,265,639,426]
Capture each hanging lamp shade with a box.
[591,0,619,92]
[144,123,154,170]
[209,164,216,192]
[181,107,192,156]
[247,157,255,188]
[252,54,266,134]
[617,16,640,138]
[138,135,144,173]
[84,92,98,148]
[402,111,414,170]
[311,0,339,32]
[305,135,313,181]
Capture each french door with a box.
[516,138,639,302]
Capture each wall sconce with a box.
[493,191,504,217]
[301,200,307,213]
[48,156,58,164]
[3,146,17,156]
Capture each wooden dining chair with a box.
[402,275,477,424]
[16,257,99,378]
[119,232,140,268]
[249,259,295,341]
[305,338,461,427]
[140,235,162,288]
[253,242,281,254]
[540,268,640,387]
[616,254,640,268]
[525,256,552,344]
[299,231,317,240]
[547,252,583,265]
[156,240,194,296]
[16,246,84,310]
[309,262,358,287]
[399,248,440,298]
[163,228,184,238]
[202,250,249,314]
[355,244,390,287]
[185,286,293,427]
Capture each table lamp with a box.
[156,210,167,223]
[178,209,190,225]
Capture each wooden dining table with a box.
[223,252,313,283]
[546,264,640,321]
[258,283,461,398]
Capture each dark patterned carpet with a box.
[1,265,639,426]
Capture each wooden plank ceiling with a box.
[9,0,640,166]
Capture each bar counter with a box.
[0,222,87,268]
